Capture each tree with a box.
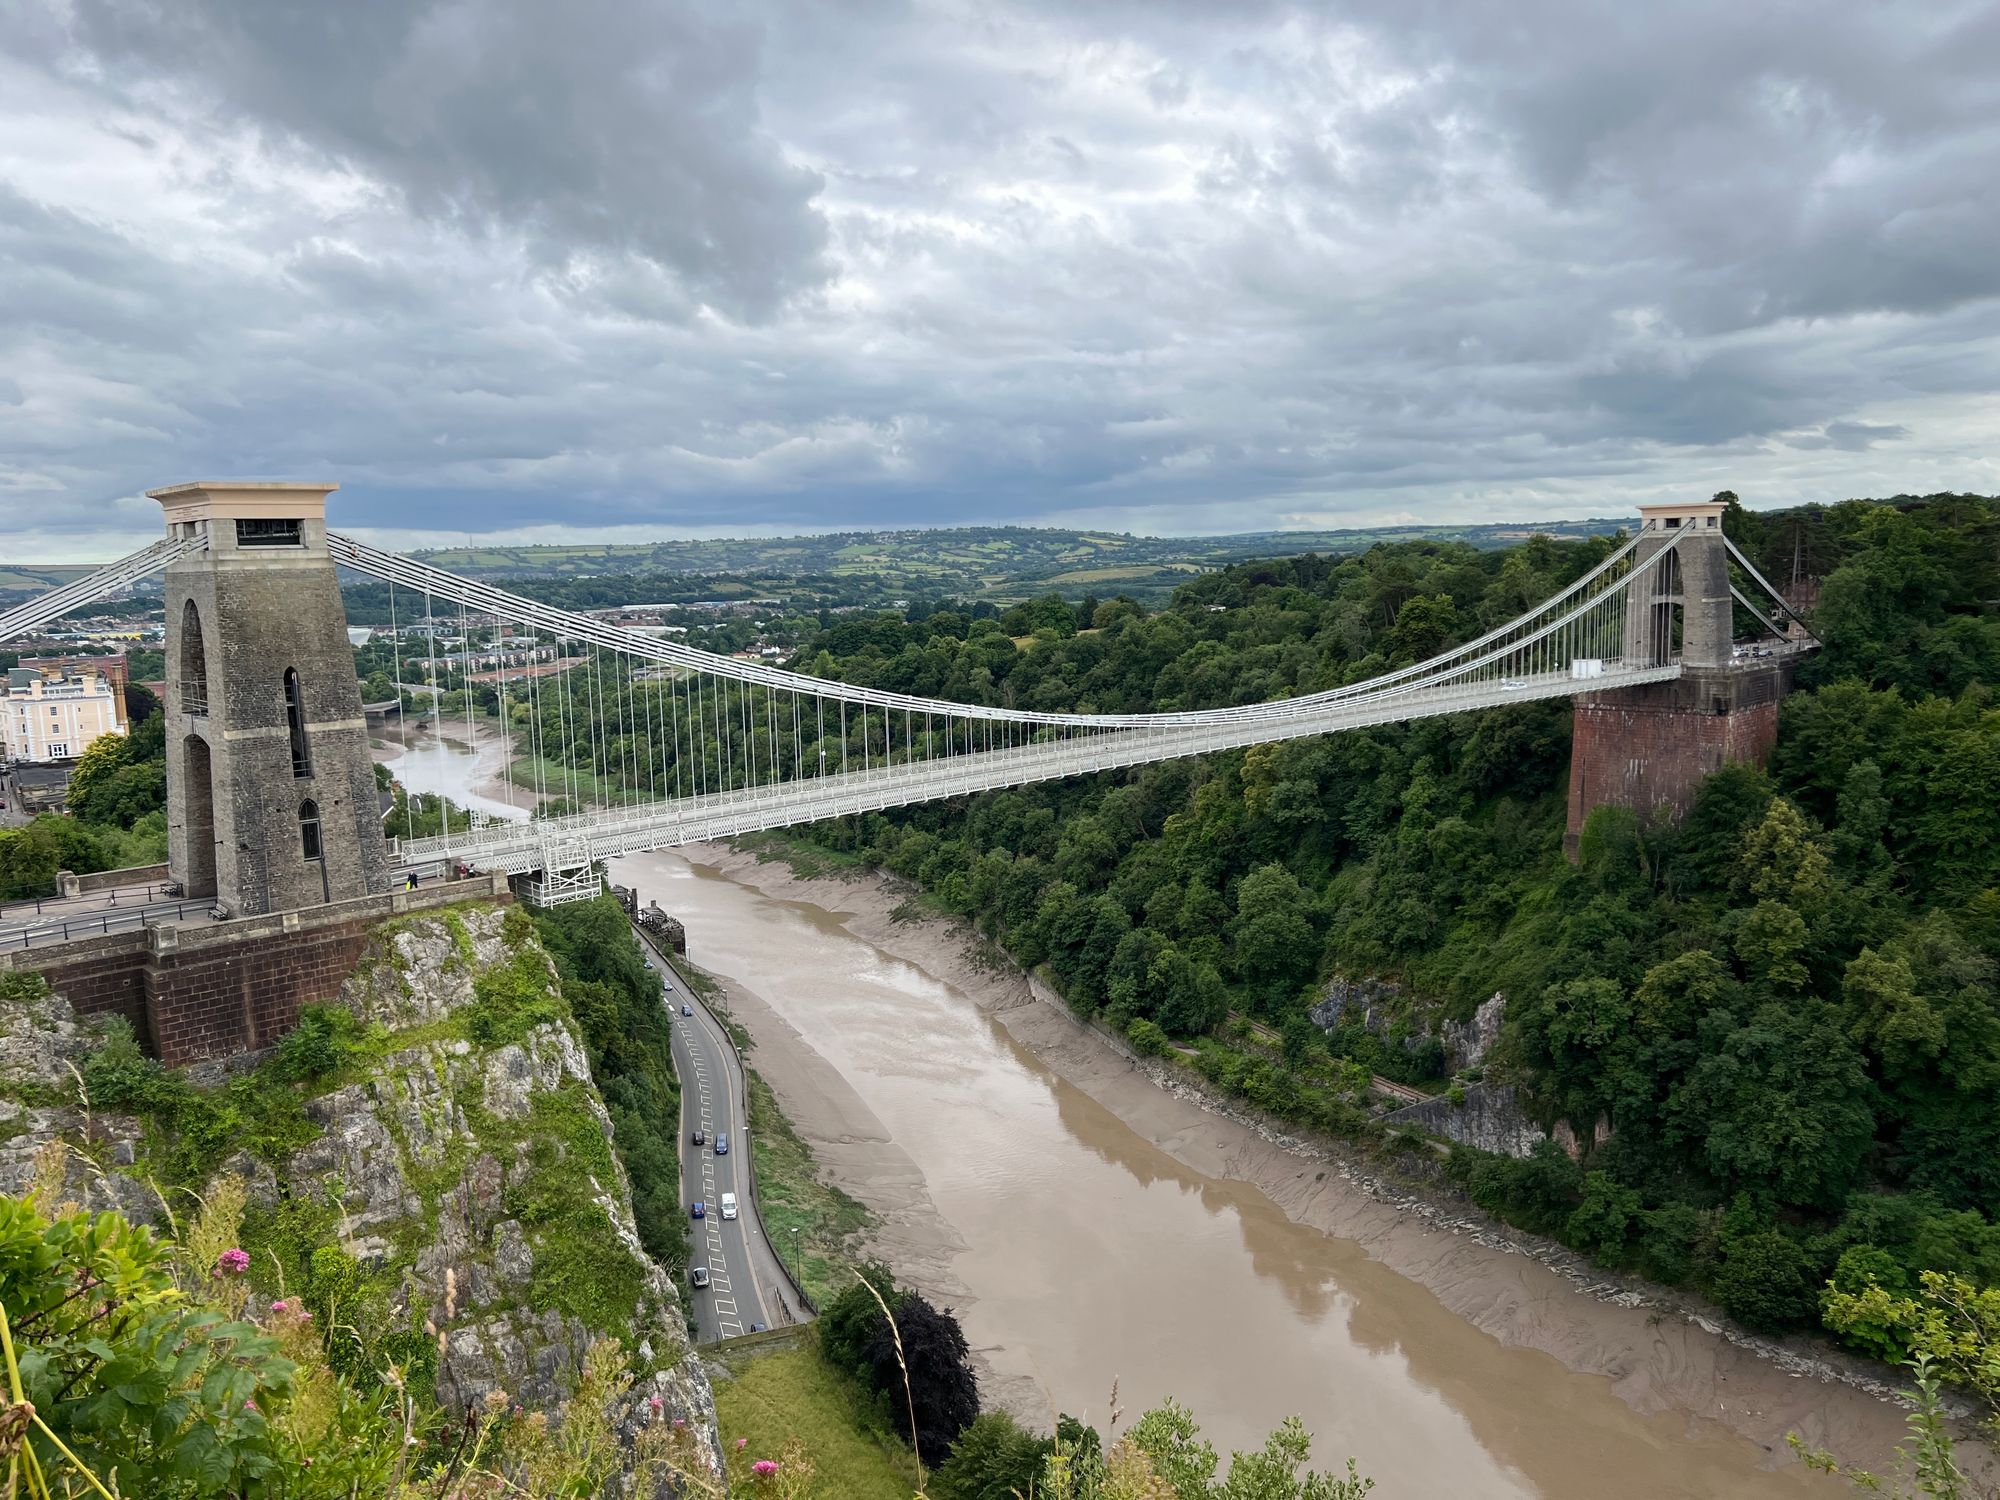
[1232,865,1318,999]
[1672,1001,1876,1209]
[816,1262,898,1379]
[1822,1270,2000,1436]
[935,1411,1051,1500]
[1712,1229,1817,1332]
[862,1290,980,1467]
[0,814,108,899]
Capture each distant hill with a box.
[399,519,1630,603]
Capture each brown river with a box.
[602,846,1934,1500]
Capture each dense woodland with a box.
[756,493,2000,1345]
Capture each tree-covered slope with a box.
[781,493,2000,1344]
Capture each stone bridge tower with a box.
[155,481,392,915]
[1564,498,1795,857]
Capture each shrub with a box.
[1126,1018,1170,1057]
[1712,1230,1818,1331]
[271,1003,370,1084]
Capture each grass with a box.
[714,1343,920,1500]
[743,1066,872,1310]
[505,754,662,806]
[739,829,870,880]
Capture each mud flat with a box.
[614,844,1986,1499]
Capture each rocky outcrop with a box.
[1441,993,1506,1073]
[0,907,721,1490]
[1308,975,1408,1042]
[1381,1082,1547,1158]
[0,978,160,1227]
[1311,975,1509,1075]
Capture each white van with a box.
[720,1192,738,1221]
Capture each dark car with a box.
[714,1133,728,1156]
[692,1127,706,1147]
[691,1266,710,1289]
[691,1201,705,1219]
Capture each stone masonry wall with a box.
[1564,658,1794,856]
[4,874,510,1065]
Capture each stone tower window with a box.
[284,668,313,777]
[179,600,208,715]
[299,799,323,861]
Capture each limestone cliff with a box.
[0,903,721,1489]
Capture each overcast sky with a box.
[4,0,1998,561]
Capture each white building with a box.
[3,666,126,763]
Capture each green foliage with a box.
[530,895,688,1277]
[1822,1269,2000,1433]
[713,495,2000,1345]
[462,943,566,1046]
[0,1194,295,1496]
[270,1003,373,1084]
[0,814,109,900]
[934,1410,1053,1500]
[79,1017,319,1190]
[818,1262,900,1382]
[1711,1230,1818,1332]
[1126,1017,1171,1057]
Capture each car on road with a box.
[692,1127,706,1146]
[691,1200,705,1219]
[720,1192,738,1221]
[681,1003,692,1016]
[714,1133,728,1155]
[691,1266,710,1289]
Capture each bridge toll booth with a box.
[152,481,393,916]
[1565,498,1794,858]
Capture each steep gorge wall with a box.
[0,903,721,1488]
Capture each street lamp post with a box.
[788,1227,801,1299]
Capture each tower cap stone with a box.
[1636,498,1726,528]
[147,480,339,523]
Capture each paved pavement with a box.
[633,927,805,1343]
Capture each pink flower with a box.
[214,1248,250,1277]
[735,1437,749,1450]
[674,1418,685,1429]
[647,1395,663,1412]
[752,1460,779,1478]
[269,1300,289,1314]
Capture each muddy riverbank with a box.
[611,844,1991,1498]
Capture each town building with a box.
[2,663,127,763]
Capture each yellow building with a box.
[3,665,126,764]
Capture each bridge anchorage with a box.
[3,481,1816,922]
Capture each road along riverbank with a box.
[608,844,1980,1499]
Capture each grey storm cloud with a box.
[1,0,1997,558]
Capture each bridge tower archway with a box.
[179,732,217,899]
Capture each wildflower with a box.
[214,1248,251,1277]
[244,1400,257,1412]
[752,1460,779,1478]
[269,1300,289,1314]
[674,1418,685,1429]
[735,1437,749,1450]
[647,1395,663,1412]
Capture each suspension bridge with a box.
[3,483,1813,920]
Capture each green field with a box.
[713,1343,920,1500]
[398,518,1628,605]
[744,1066,872,1310]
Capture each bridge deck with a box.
[399,660,1685,875]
